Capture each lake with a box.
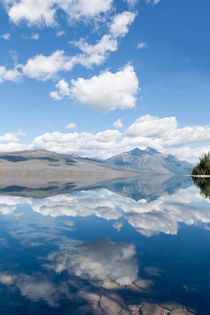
[0,175,210,314]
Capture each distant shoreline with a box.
[191,175,210,178]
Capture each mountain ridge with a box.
[0,147,193,175]
[101,147,193,175]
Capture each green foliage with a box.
[192,177,210,200]
[192,152,210,175]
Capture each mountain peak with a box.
[145,147,159,154]
[128,147,159,156]
[129,147,144,156]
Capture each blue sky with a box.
[0,0,210,161]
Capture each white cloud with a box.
[109,11,136,38]
[164,146,210,164]
[20,11,136,81]
[33,129,122,157]
[30,190,122,220]
[137,42,147,49]
[22,50,74,81]
[57,0,113,22]
[30,33,39,40]
[113,118,123,129]
[0,130,31,152]
[0,130,25,143]
[70,65,139,113]
[1,184,210,238]
[124,0,138,6]
[68,238,138,285]
[65,123,77,129]
[22,37,118,81]
[71,34,118,68]
[113,221,123,231]
[2,0,113,27]
[2,33,10,40]
[56,30,65,37]
[31,114,210,162]
[1,115,210,162]
[70,11,136,68]
[0,65,21,83]
[0,272,70,307]
[50,79,71,100]
[4,0,57,27]
[146,0,161,5]
[126,115,177,138]
[125,115,210,153]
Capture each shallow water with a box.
[0,176,210,314]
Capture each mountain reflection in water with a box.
[0,175,210,314]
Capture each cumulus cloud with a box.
[50,79,71,100]
[126,115,177,138]
[0,130,31,152]
[1,33,10,40]
[21,37,117,81]
[70,65,138,113]
[146,0,161,5]
[56,30,65,37]
[33,129,122,158]
[30,33,39,40]
[0,65,21,83]
[70,35,118,67]
[21,50,74,81]
[45,237,138,285]
[124,0,138,6]
[137,42,147,49]
[70,11,136,68]
[70,238,138,285]
[0,272,70,307]
[2,0,113,27]
[113,118,123,129]
[50,65,138,113]
[109,11,136,38]
[1,115,210,162]
[17,114,209,161]
[20,11,136,81]
[38,115,210,161]
[29,189,122,220]
[0,130,25,143]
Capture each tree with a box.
[192,177,210,200]
[192,152,210,175]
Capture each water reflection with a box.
[0,176,210,314]
[192,177,210,200]
[46,238,138,286]
[0,183,209,236]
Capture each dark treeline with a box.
[192,177,210,200]
[192,152,210,175]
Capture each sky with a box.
[0,0,210,162]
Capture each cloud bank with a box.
[1,114,210,162]
[2,0,114,27]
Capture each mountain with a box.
[0,148,193,180]
[101,147,193,175]
[102,174,193,201]
[0,149,193,197]
[0,150,137,197]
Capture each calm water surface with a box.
[0,176,210,314]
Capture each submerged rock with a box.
[170,309,193,315]
[100,295,122,315]
[140,303,168,315]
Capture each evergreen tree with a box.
[192,152,210,175]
